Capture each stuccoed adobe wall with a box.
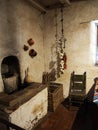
[1,0,98,98]
[0,0,45,91]
[44,0,98,97]
[9,88,48,130]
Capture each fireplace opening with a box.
[1,56,21,94]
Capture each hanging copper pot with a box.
[27,38,34,46]
[29,49,37,58]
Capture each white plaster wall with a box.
[9,88,48,130]
[44,0,98,97]
[0,0,45,91]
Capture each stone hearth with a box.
[0,82,48,130]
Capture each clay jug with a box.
[24,67,33,83]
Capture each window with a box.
[95,26,98,66]
[90,20,98,66]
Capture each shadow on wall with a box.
[49,68,57,81]
[49,52,64,81]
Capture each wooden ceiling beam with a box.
[46,0,71,10]
[59,0,71,5]
[46,3,70,10]
[29,0,47,12]
[70,0,89,2]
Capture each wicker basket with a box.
[48,83,64,112]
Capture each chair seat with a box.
[70,89,86,95]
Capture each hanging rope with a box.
[55,8,58,53]
[59,7,67,72]
[54,7,67,77]
[61,7,64,39]
[60,7,66,49]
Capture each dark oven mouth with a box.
[1,56,21,94]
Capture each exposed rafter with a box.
[29,0,47,12]
[45,1,71,10]
[70,0,89,2]
[29,0,90,12]
[46,3,68,10]
[59,0,71,5]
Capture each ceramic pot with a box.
[23,45,29,51]
[24,68,33,83]
[27,38,34,46]
[29,49,37,58]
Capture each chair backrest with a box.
[70,71,86,91]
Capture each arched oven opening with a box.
[1,56,21,94]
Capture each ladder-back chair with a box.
[69,71,86,107]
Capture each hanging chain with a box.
[55,8,59,53]
[61,7,64,39]
[59,7,67,74]
[60,7,66,49]
[55,9,60,78]
[54,7,67,76]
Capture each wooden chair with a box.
[69,71,86,107]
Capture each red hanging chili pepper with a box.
[63,53,67,69]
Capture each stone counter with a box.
[0,82,48,129]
